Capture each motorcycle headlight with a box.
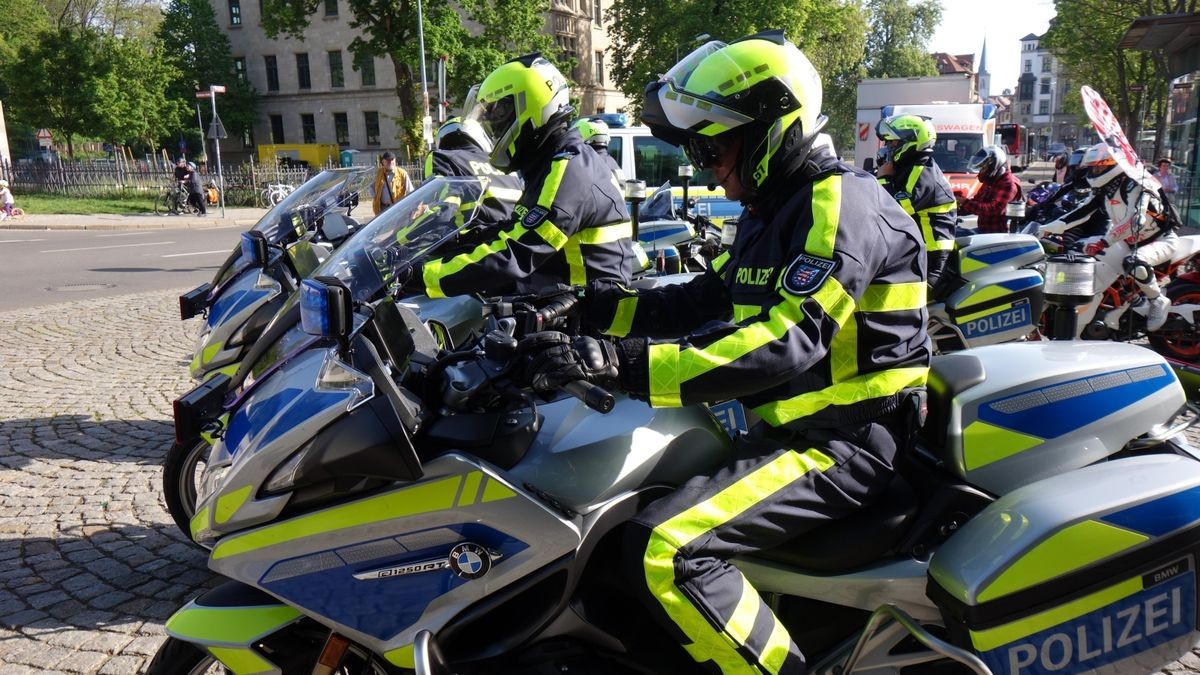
[197,464,230,505]
[264,447,307,494]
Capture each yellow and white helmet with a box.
[464,54,572,171]
[641,29,827,195]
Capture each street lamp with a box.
[416,0,431,151]
[676,33,711,63]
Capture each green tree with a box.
[94,37,189,148]
[1043,0,1193,158]
[606,0,867,150]
[2,26,109,156]
[157,0,258,142]
[862,0,940,79]
[0,0,51,62]
[262,0,555,158]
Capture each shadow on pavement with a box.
[0,415,173,469]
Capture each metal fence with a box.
[0,158,425,207]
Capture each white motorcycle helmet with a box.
[1080,142,1124,188]
[967,145,1010,179]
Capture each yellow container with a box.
[257,143,340,168]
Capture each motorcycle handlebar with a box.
[562,380,615,414]
[534,292,580,327]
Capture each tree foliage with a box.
[1043,0,1195,158]
[157,0,258,143]
[261,0,555,158]
[94,38,189,148]
[862,0,940,79]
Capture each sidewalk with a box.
[0,207,269,231]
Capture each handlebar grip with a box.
[562,380,615,414]
[535,293,580,325]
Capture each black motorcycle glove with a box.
[395,262,426,296]
[521,332,620,392]
[583,279,639,335]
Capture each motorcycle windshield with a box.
[252,168,374,243]
[640,182,675,221]
[312,176,487,302]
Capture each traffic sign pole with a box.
[197,85,227,218]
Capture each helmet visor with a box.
[663,41,727,88]
[465,95,516,152]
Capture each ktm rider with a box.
[521,31,931,674]
[412,54,639,299]
[1040,142,1180,331]
[423,106,524,226]
[957,145,1022,234]
[573,117,625,182]
[875,114,957,298]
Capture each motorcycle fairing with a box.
[932,341,1184,494]
[929,455,1200,675]
[191,267,283,379]
[955,234,1044,281]
[208,455,582,657]
[165,580,303,674]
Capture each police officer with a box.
[417,54,639,299]
[424,109,524,226]
[573,117,625,181]
[875,114,957,297]
[521,31,931,673]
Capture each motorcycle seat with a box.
[919,352,987,454]
[746,474,918,573]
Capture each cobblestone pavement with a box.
[3,288,1200,673]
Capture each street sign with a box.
[1129,84,1146,92]
[35,128,51,140]
[207,114,228,140]
[1175,82,1193,90]
[195,91,211,99]
[210,85,226,93]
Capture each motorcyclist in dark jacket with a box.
[874,113,957,298]
[573,117,625,182]
[417,54,639,299]
[424,112,524,226]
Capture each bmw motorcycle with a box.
[151,175,1200,674]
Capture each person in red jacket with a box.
[958,145,1022,234]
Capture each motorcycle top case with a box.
[928,455,1200,675]
[953,233,1044,283]
[922,341,1184,495]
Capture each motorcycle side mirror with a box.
[240,231,270,269]
[300,276,354,342]
[862,157,875,173]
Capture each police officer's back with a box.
[424,115,523,225]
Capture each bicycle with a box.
[258,182,295,208]
[0,206,25,222]
[155,182,197,215]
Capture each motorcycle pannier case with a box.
[923,341,1185,495]
[944,269,1043,347]
[928,455,1200,675]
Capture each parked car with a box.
[1046,142,1068,160]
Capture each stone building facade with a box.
[1013,33,1082,157]
[211,0,630,164]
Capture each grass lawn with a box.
[16,193,156,215]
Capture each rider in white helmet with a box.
[1042,142,1179,331]
[0,179,13,219]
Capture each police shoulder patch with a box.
[523,205,550,227]
[782,254,838,296]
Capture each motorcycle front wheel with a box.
[1149,282,1200,362]
[162,440,208,545]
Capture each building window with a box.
[594,0,602,22]
[328,50,344,88]
[301,114,316,143]
[556,34,578,80]
[233,57,247,83]
[1040,78,1050,95]
[364,111,380,146]
[297,53,311,89]
[595,51,604,85]
[324,0,337,16]
[1039,100,1049,115]
[228,0,241,25]
[1020,103,1031,115]
[1019,79,1033,99]
[333,112,349,146]
[1023,59,1031,73]
[265,55,279,91]
[1041,59,1051,73]
[269,114,284,144]
[242,126,254,148]
[356,53,375,87]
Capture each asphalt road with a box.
[0,227,242,312]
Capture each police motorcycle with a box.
[163,177,488,541]
[154,177,1200,674]
[633,180,722,275]
[179,168,375,383]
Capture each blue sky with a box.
[929,0,1057,97]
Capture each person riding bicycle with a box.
[573,117,625,181]
[0,179,15,219]
[1040,142,1180,331]
[412,53,639,299]
[521,31,930,673]
[424,107,524,225]
[874,113,956,298]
